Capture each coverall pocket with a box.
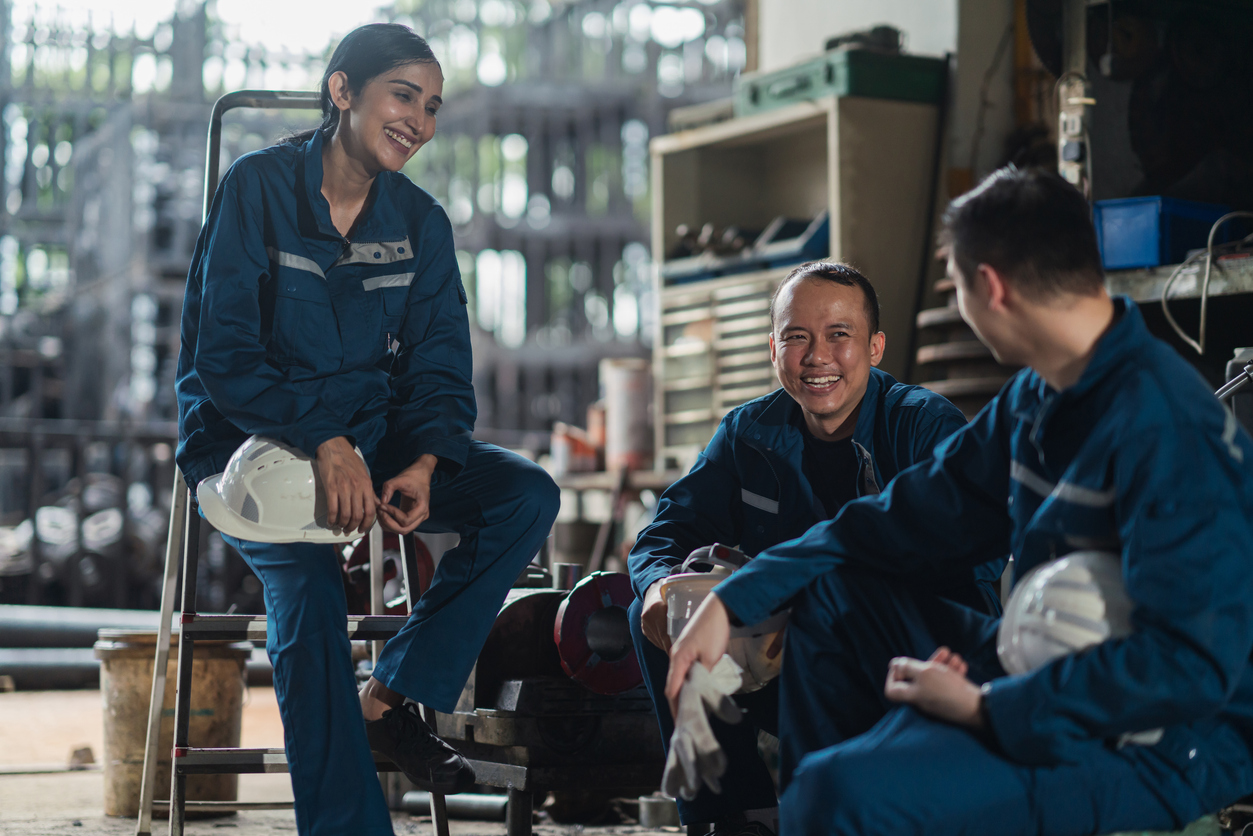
[1143,722,1253,815]
[271,287,342,370]
[380,287,407,334]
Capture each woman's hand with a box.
[883,646,983,728]
[665,593,732,718]
[377,454,437,535]
[316,436,377,535]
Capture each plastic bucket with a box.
[601,358,652,471]
[660,572,788,693]
[94,629,252,818]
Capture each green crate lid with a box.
[734,49,945,118]
[833,49,945,104]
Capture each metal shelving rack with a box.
[649,94,941,467]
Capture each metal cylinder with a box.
[400,791,508,820]
[94,629,251,818]
[638,794,680,828]
[552,562,584,591]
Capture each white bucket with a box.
[660,570,788,693]
[601,358,652,471]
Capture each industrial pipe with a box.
[0,646,273,690]
[0,604,162,647]
[400,791,509,821]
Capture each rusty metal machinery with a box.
[428,571,662,834]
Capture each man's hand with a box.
[316,436,376,535]
[883,646,983,728]
[641,580,671,651]
[665,593,732,718]
[662,655,744,801]
[377,454,437,535]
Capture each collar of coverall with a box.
[1021,295,1140,454]
[299,128,408,244]
[1027,295,1139,405]
[743,366,886,456]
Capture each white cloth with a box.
[661,654,745,801]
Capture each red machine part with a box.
[553,571,642,695]
[341,533,435,615]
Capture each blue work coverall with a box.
[176,130,558,836]
[627,368,1001,823]
[715,298,1253,835]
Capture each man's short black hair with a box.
[769,261,880,336]
[939,166,1104,298]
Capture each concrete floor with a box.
[9,688,1220,836]
[0,689,666,836]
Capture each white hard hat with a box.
[197,436,365,544]
[661,559,788,694]
[997,550,1133,676]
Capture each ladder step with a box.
[180,614,409,641]
[153,800,294,811]
[174,747,403,775]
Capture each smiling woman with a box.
[175,22,560,836]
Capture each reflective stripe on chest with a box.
[1010,461,1115,507]
[741,489,779,514]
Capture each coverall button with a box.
[398,247,405,253]
[374,252,382,258]
[1189,749,1197,759]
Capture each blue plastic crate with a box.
[1094,197,1231,270]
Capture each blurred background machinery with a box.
[0,0,748,608]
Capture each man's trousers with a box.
[778,566,1252,835]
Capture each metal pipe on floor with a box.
[400,791,509,821]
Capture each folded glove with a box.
[662,654,745,801]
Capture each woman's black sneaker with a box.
[364,702,475,793]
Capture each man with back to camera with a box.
[667,166,1253,835]
[627,261,1006,835]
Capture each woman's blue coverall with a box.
[175,131,559,836]
[716,298,1253,835]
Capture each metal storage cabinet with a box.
[650,94,939,467]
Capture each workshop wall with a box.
[758,0,1017,192]
[757,0,958,72]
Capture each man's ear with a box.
[869,331,885,367]
[975,263,1013,313]
[769,333,777,365]
[327,71,352,113]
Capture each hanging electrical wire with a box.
[1160,211,1253,355]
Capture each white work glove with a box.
[662,654,745,801]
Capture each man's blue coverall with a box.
[715,298,1253,835]
[627,368,1000,823]
[176,130,558,836]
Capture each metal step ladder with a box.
[133,474,452,836]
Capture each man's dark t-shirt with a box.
[800,426,861,519]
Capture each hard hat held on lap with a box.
[997,550,1133,676]
[662,543,788,694]
[197,435,366,544]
